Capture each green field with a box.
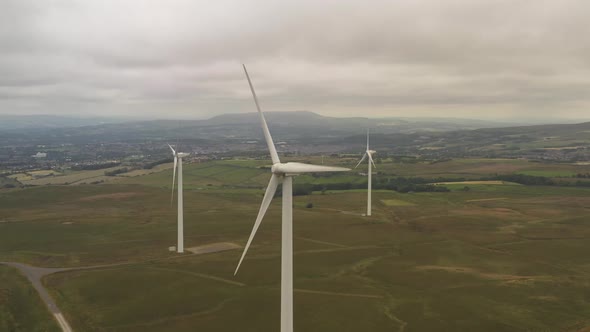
[2,158,590,331]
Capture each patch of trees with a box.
[0,175,19,189]
[488,174,554,186]
[429,158,452,164]
[287,176,451,196]
[376,177,450,193]
[143,158,173,169]
[104,167,129,176]
[265,172,590,197]
[390,156,420,163]
[440,174,590,188]
[376,178,450,193]
[72,161,121,171]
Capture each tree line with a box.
[288,176,451,196]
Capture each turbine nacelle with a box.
[176,152,190,158]
[169,144,189,158]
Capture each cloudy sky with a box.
[1,0,589,121]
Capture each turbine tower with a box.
[169,144,189,253]
[355,130,376,216]
[234,65,350,332]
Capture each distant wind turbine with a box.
[355,130,377,216]
[169,144,190,253]
[234,64,350,332]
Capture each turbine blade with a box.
[275,162,350,174]
[168,144,176,154]
[355,153,367,169]
[176,122,181,153]
[367,128,370,150]
[234,174,281,275]
[171,156,177,203]
[243,64,281,165]
[368,153,377,169]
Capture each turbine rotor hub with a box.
[271,163,287,174]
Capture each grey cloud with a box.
[1,0,590,121]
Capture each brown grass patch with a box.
[466,197,508,202]
[450,207,524,218]
[463,164,527,173]
[519,196,590,207]
[415,265,547,281]
[184,242,241,255]
[574,326,590,332]
[529,295,558,301]
[294,288,383,299]
[497,222,528,234]
[78,192,142,202]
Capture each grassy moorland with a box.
[1,158,590,331]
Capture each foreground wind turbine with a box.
[355,130,377,216]
[169,144,190,253]
[234,65,350,332]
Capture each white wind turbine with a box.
[169,144,190,253]
[234,65,350,332]
[355,130,377,216]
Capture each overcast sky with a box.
[1,0,589,121]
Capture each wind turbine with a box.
[355,130,376,216]
[234,65,350,332]
[169,144,190,253]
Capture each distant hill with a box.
[0,111,515,144]
[0,111,511,132]
[203,111,512,133]
[0,115,129,130]
[206,111,330,125]
[350,121,590,160]
[1,112,589,161]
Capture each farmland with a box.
[1,158,590,331]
